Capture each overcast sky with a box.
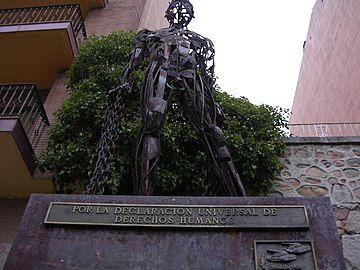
[189,0,315,111]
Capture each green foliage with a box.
[38,30,288,196]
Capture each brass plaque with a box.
[254,241,317,270]
[44,203,309,229]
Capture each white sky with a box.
[189,0,315,110]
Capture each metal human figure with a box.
[85,0,246,197]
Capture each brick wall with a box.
[35,71,68,156]
[275,137,360,269]
[291,0,360,131]
[86,0,144,35]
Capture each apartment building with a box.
[290,0,360,137]
[0,0,168,264]
[0,0,168,198]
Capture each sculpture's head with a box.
[165,0,194,29]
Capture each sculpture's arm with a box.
[196,36,221,122]
[112,29,150,93]
[200,37,229,124]
[198,36,216,90]
[84,30,150,195]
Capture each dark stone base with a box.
[4,195,345,270]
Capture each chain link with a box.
[83,84,131,195]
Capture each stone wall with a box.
[275,137,360,269]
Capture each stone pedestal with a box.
[4,194,345,269]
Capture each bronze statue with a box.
[85,0,246,197]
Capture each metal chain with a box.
[83,83,131,195]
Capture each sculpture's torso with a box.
[142,27,215,80]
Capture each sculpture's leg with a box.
[177,78,246,197]
[132,68,169,195]
[203,124,246,196]
[84,84,131,195]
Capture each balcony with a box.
[0,0,107,18]
[0,84,52,198]
[0,4,86,90]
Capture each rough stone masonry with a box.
[274,137,360,270]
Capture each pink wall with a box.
[291,0,360,135]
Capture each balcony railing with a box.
[289,123,360,137]
[0,4,86,46]
[0,84,50,149]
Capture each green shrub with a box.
[38,30,288,196]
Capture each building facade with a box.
[290,0,360,137]
[0,0,168,199]
[0,0,168,265]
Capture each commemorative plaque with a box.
[45,203,309,229]
[4,195,346,270]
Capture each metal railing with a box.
[0,4,87,46]
[289,122,360,137]
[0,84,50,148]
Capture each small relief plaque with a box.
[254,241,317,270]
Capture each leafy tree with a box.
[38,30,288,196]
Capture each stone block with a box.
[336,220,345,229]
[334,160,345,167]
[332,184,353,203]
[334,208,349,220]
[296,185,328,197]
[346,158,360,167]
[327,150,344,159]
[354,188,360,200]
[343,168,359,178]
[305,177,322,184]
[342,235,360,269]
[345,211,360,233]
[306,166,328,178]
[293,147,312,158]
[329,177,339,184]
[333,170,343,177]
[315,152,325,158]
